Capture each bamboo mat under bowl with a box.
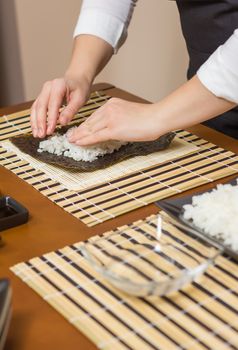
[11,214,238,350]
[1,91,238,226]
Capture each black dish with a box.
[0,279,12,350]
[0,196,29,232]
[156,178,238,261]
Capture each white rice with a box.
[37,127,127,162]
[183,180,238,251]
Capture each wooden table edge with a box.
[1,83,238,350]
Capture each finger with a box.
[47,80,66,135]
[68,118,107,143]
[74,103,107,135]
[75,128,111,146]
[59,90,84,125]
[35,81,52,138]
[30,101,38,137]
[84,103,107,126]
[67,124,92,141]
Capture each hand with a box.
[67,97,161,145]
[30,74,91,138]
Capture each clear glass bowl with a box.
[80,214,222,297]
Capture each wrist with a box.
[64,67,93,88]
[65,35,113,87]
[148,102,172,137]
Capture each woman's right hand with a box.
[30,74,91,138]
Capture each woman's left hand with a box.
[67,97,161,145]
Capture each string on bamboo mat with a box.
[11,214,238,350]
[1,91,238,226]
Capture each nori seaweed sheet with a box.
[10,125,175,172]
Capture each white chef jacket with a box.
[74,0,238,104]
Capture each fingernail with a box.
[69,131,77,142]
[32,128,37,137]
[39,128,45,138]
[67,128,73,136]
[59,116,67,125]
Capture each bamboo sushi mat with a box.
[11,214,238,350]
[1,91,238,226]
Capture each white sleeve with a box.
[74,0,137,53]
[197,29,238,104]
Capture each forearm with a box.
[65,34,113,84]
[153,75,236,136]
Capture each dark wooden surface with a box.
[0,83,237,350]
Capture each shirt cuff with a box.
[197,30,238,104]
[73,8,127,53]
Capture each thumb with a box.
[59,91,85,125]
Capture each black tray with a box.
[156,179,238,261]
[0,279,12,350]
[0,196,29,232]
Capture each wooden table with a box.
[0,83,238,350]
